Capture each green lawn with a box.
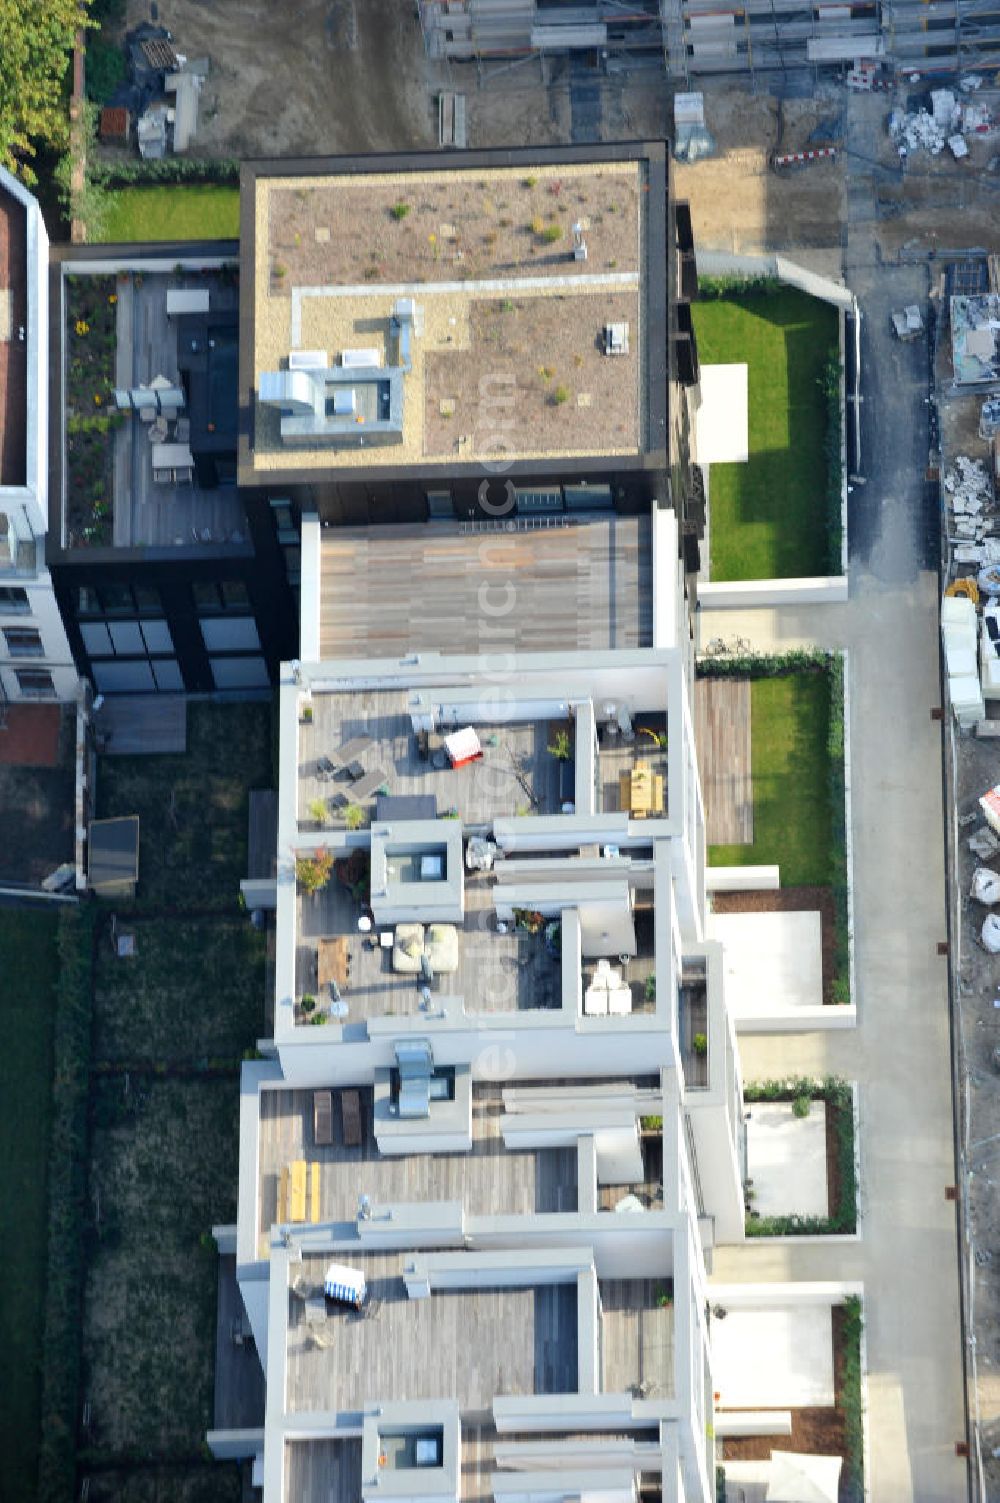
[692,289,839,580]
[103,186,239,243]
[96,701,273,912]
[709,671,834,888]
[84,1078,241,1458]
[80,701,271,1475]
[0,910,59,1501]
[94,917,266,1064]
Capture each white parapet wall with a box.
[299,512,322,661]
[706,865,780,892]
[735,1004,856,1033]
[698,577,848,608]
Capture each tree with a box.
[0,0,91,183]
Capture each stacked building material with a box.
[943,593,985,727]
[946,455,996,564]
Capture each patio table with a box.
[332,735,375,776]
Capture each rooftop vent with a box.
[603,322,629,357]
[340,348,381,369]
[572,222,588,262]
[289,349,329,371]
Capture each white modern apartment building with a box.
[209,145,860,1503]
[0,166,77,706]
[211,500,750,1503]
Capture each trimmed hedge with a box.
[697,274,783,299]
[819,345,845,573]
[37,907,96,1503]
[744,1076,857,1236]
[827,653,849,1000]
[697,647,833,679]
[840,1294,865,1502]
[95,156,241,190]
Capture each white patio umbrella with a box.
[765,1450,842,1503]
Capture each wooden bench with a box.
[289,1159,308,1221]
[313,1089,333,1147]
[341,1088,363,1148]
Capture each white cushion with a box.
[392,922,425,973]
[425,923,459,974]
[584,984,609,1016]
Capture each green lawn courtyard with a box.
[78,699,271,1488]
[708,669,837,889]
[103,186,240,243]
[692,288,839,580]
[0,910,59,1500]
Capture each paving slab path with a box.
[702,92,968,1503]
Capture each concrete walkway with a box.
[704,97,967,1503]
[705,576,965,1503]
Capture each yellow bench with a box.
[289,1159,307,1221]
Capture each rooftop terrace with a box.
[285,1437,361,1503]
[111,271,244,548]
[62,266,246,551]
[258,1084,576,1257]
[250,160,647,472]
[295,873,564,1026]
[0,183,27,488]
[318,515,652,658]
[285,1251,579,1412]
[600,1278,675,1398]
[298,687,580,827]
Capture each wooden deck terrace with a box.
[285,1437,362,1503]
[111,272,245,548]
[599,1278,675,1398]
[298,689,570,829]
[319,515,652,659]
[597,713,669,816]
[94,693,187,755]
[257,1084,577,1257]
[295,872,563,1024]
[285,1252,579,1412]
[213,1253,265,1431]
[693,677,752,845]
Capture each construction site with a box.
[417,0,1000,82]
[90,5,1000,1501]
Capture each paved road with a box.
[704,91,968,1503]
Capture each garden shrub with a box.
[744,1076,857,1236]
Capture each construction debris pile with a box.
[97,23,207,159]
[952,294,1000,385]
[889,89,992,159]
[942,457,1000,729]
[947,455,996,562]
[973,791,1000,949]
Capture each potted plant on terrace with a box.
[296,847,334,894]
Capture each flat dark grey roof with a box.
[88,815,139,890]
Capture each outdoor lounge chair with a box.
[312,1089,333,1147]
[341,1089,363,1148]
[393,923,425,973]
[425,923,459,974]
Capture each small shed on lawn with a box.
[88,816,139,899]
